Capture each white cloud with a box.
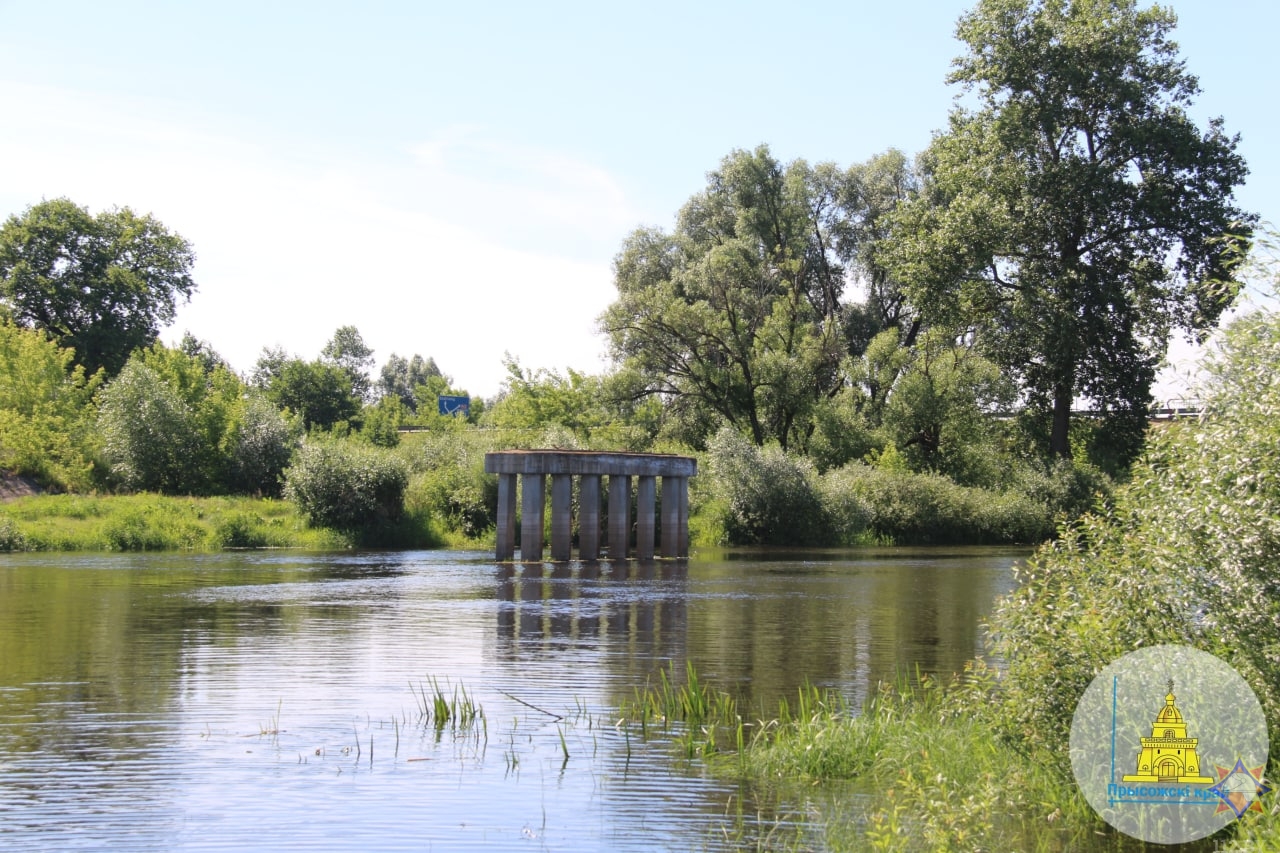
[0,82,630,397]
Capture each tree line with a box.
[0,0,1257,544]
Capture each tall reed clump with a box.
[620,660,743,758]
[412,677,485,739]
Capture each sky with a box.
[0,0,1276,400]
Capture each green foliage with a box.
[877,327,1015,479]
[263,357,360,432]
[400,430,498,540]
[0,198,197,376]
[321,325,375,402]
[284,439,409,530]
[822,463,1051,545]
[0,513,28,551]
[699,423,1083,546]
[0,320,101,490]
[360,395,404,448]
[0,493,343,551]
[603,146,849,451]
[888,0,1253,462]
[227,393,299,497]
[706,427,831,546]
[989,301,1280,768]
[97,359,206,493]
[97,343,269,495]
[378,352,441,411]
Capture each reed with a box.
[411,677,486,739]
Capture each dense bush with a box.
[706,428,831,546]
[98,360,206,493]
[701,425,1068,546]
[284,440,408,530]
[400,431,497,540]
[0,321,101,491]
[822,463,1051,545]
[228,394,299,497]
[988,305,1280,766]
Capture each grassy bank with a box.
[619,663,1274,851]
[0,492,443,552]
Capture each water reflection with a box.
[0,547,1022,851]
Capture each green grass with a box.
[0,492,438,551]
[616,663,1204,851]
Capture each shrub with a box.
[988,305,1280,767]
[283,441,408,530]
[0,514,28,551]
[820,463,1051,545]
[228,394,299,497]
[706,427,832,546]
[400,431,498,540]
[97,361,204,492]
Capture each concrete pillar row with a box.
[484,451,697,563]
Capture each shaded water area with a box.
[0,547,1023,851]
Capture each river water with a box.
[0,547,1023,851]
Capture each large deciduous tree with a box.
[322,325,375,402]
[378,352,441,411]
[0,198,197,377]
[601,146,848,450]
[888,0,1252,462]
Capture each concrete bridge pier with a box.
[579,475,601,560]
[608,474,631,559]
[484,450,697,563]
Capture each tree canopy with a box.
[601,145,850,450]
[887,0,1253,461]
[0,198,197,377]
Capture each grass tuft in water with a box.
[411,677,486,740]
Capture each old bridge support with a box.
[484,450,697,562]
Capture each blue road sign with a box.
[437,395,470,417]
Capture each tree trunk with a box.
[1050,381,1072,459]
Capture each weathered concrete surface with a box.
[485,450,696,477]
[486,450,696,562]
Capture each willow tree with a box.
[888,0,1252,463]
[601,146,848,450]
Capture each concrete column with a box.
[578,474,601,561]
[608,474,631,560]
[660,476,680,558]
[635,475,656,560]
[496,473,518,561]
[520,473,545,561]
[550,473,572,562]
[677,477,689,558]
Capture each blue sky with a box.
[0,1,1275,398]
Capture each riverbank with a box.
[620,663,1276,850]
[0,492,443,551]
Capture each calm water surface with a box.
[0,547,1022,851]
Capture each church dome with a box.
[1157,691,1184,724]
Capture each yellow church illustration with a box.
[1123,680,1214,784]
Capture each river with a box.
[0,547,1023,851]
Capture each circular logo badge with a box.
[1069,645,1270,844]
